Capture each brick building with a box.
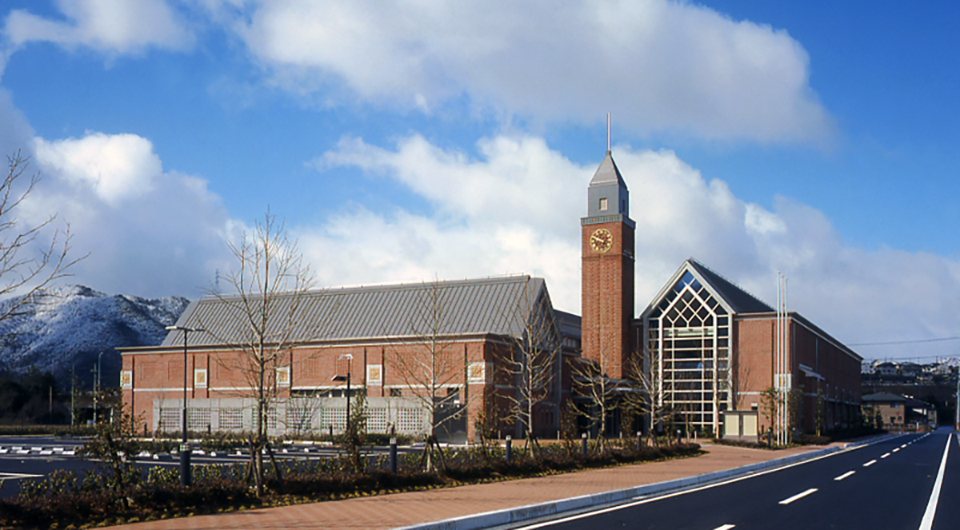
[121,276,579,442]
[640,259,862,439]
[121,149,860,442]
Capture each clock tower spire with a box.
[581,151,635,379]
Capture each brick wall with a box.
[581,221,635,379]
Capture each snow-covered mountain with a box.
[0,285,189,389]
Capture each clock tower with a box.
[581,151,635,379]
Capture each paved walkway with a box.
[118,443,839,530]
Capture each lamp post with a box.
[332,354,353,435]
[93,351,103,424]
[166,325,204,487]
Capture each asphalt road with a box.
[517,429,959,530]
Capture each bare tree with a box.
[621,351,671,446]
[498,283,560,456]
[0,151,82,322]
[571,344,618,452]
[202,210,315,496]
[387,280,463,470]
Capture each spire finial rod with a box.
[606,113,611,153]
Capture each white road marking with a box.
[893,448,900,453]
[881,452,891,459]
[510,437,886,529]
[0,472,42,479]
[834,471,856,481]
[714,525,736,530]
[919,433,952,530]
[779,488,818,505]
[901,444,908,449]
[864,459,877,467]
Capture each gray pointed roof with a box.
[686,260,773,314]
[589,151,626,187]
[162,276,554,347]
[641,258,773,321]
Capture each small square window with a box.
[599,198,608,211]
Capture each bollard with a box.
[676,430,682,445]
[389,437,398,473]
[637,431,643,451]
[581,432,588,456]
[505,435,512,462]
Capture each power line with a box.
[850,336,960,347]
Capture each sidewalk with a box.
[118,443,839,530]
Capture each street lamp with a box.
[332,354,353,434]
[166,325,204,486]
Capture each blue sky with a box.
[1,0,958,361]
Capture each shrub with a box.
[0,440,701,528]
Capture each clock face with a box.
[590,228,614,253]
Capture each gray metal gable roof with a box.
[641,258,773,319]
[163,276,552,347]
[686,260,774,314]
[862,392,907,402]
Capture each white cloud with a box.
[24,131,235,298]
[4,0,194,54]
[34,132,161,205]
[0,88,34,154]
[214,0,832,143]
[311,134,960,359]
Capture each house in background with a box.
[862,391,936,431]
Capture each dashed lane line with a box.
[779,488,818,505]
[881,452,891,459]
[714,525,736,530]
[864,459,877,467]
[834,471,856,481]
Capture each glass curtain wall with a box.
[646,271,731,435]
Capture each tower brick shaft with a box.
[581,151,635,379]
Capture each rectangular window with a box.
[286,407,313,432]
[367,364,383,385]
[390,388,403,397]
[276,366,291,387]
[468,362,489,384]
[368,408,388,433]
[398,408,423,433]
[120,370,133,389]
[321,408,347,432]
[188,409,211,431]
[159,409,180,433]
[599,197,608,211]
[194,368,207,388]
[219,409,243,430]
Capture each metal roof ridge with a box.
[196,274,538,302]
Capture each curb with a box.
[396,435,895,530]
